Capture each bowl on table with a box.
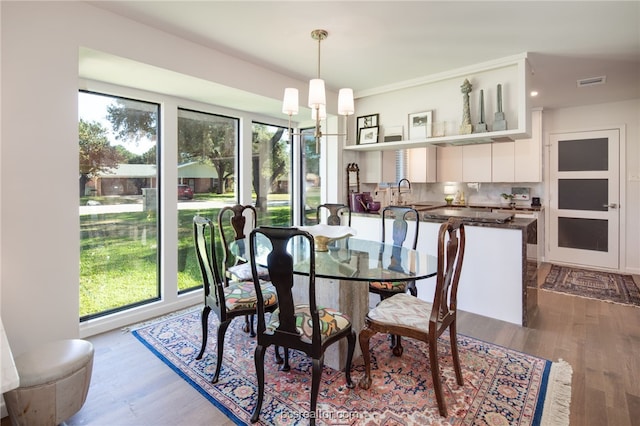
[298,224,357,252]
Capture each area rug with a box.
[541,264,640,307]
[132,309,572,426]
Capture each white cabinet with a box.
[462,144,492,182]
[436,146,462,182]
[492,142,515,182]
[359,150,396,183]
[407,147,437,183]
[491,109,542,183]
[514,109,542,182]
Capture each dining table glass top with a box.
[234,236,438,282]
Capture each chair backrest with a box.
[218,204,258,271]
[316,203,351,226]
[381,206,419,249]
[193,215,226,316]
[249,226,322,355]
[431,218,466,330]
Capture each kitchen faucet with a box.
[395,178,412,205]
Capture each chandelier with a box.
[282,29,354,150]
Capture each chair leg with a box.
[212,320,231,384]
[242,314,256,337]
[428,337,447,417]
[274,346,283,364]
[409,281,418,297]
[196,306,211,360]
[358,324,376,389]
[280,347,291,372]
[250,344,267,424]
[344,331,356,388]
[450,322,463,386]
[309,357,324,426]
[392,335,404,357]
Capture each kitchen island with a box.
[350,209,538,326]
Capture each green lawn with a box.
[79,193,310,319]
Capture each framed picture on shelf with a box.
[357,114,379,133]
[358,126,379,145]
[408,111,433,140]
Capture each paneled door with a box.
[548,129,620,269]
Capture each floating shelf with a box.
[343,129,529,152]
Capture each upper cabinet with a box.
[491,109,542,182]
[463,144,492,182]
[359,150,396,183]
[407,147,437,183]
[437,146,463,182]
[343,54,531,153]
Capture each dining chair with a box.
[316,203,351,226]
[368,206,420,300]
[218,204,270,336]
[249,226,356,425]
[359,218,466,417]
[192,215,280,383]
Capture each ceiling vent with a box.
[577,75,607,88]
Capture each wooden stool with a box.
[3,339,94,426]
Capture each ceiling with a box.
[83,1,640,118]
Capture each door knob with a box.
[603,203,618,209]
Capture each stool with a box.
[3,339,94,426]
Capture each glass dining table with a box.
[233,235,438,370]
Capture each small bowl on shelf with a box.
[444,195,454,205]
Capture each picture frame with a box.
[408,111,433,140]
[356,114,379,133]
[358,126,379,145]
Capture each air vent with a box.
[577,75,607,87]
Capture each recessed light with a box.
[530,91,538,97]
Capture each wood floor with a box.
[3,263,639,425]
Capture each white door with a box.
[548,129,620,269]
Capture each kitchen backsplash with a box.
[359,182,544,206]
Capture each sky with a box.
[78,92,155,155]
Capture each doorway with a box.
[548,129,620,270]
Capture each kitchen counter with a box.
[350,210,538,327]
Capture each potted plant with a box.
[500,193,515,206]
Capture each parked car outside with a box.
[178,184,194,200]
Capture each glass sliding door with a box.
[78,91,160,320]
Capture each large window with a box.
[176,108,239,292]
[252,122,292,226]
[79,91,160,320]
[301,129,321,225]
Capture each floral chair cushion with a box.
[369,280,410,293]
[224,280,277,312]
[267,304,351,344]
[367,292,434,329]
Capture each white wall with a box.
[0,2,308,356]
[544,99,640,273]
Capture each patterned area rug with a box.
[132,309,572,426]
[541,264,640,307]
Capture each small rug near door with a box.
[132,309,572,425]
[541,264,640,307]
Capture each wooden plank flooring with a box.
[3,263,639,425]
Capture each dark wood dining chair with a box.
[359,218,466,417]
[192,215,280,383]
[316,203,351,226]
[218,204,270,336]
[368,206,420,300]
[249,226,356,425]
